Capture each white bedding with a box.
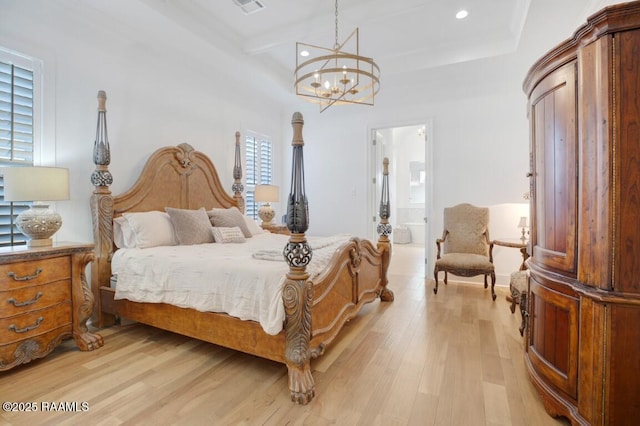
[111,233,351,335]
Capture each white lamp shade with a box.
[255,184,279,203]
[2,167,70,202]
[517,216,529,228]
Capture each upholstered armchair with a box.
[433,203,496,300]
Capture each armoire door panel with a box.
[577,36,613,290]
[528,275,579,399]
[530,61,578,275]
[616,28,640,294]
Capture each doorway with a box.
[369,120,434,277]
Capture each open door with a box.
[369,120,433,277]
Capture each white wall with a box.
[0,0,285,245]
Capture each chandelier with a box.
[294,0,380,112]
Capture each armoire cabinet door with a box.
[529,61,578,275]
[528,275,579,399]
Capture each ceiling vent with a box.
[233,0,266,15]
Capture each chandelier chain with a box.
[334,0,339,49]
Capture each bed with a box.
[89,104,394,404]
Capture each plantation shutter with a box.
[0,60,34,246]
[245,134,273,220]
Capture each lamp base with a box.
[27,237,54,247]
[16,204,62,246]
[258,204,275,227]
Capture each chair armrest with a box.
[435,231,448,259]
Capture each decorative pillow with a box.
[165,207,214,245]
[244,215,265,236]
[207,207,252,238]
[211,226,246,243]
[113,216,136,248]
[122,211,178,249]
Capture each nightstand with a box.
[0,242,103,370]
[261,224,290,235]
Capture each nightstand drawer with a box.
[0,257,70,289]
[0,280,71,317]
[0,302,72,345]
[0,326,74,370]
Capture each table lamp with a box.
[2,166,70,247]
[517,216,529,243]
[255,184,279,226]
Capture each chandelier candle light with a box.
[2,166,70,246]
[294,0,380,112]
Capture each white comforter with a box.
[111,233,351,335]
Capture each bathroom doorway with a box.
[369,120,434,276]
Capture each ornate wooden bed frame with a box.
[89,92,394,404]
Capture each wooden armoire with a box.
[523,2,640,425]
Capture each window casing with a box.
[245,133,273,220]
[0,50,38,246]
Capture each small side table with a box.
[493,239,529,270]
[261,224,290,235]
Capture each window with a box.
[0,52,37,246]
[245,133,273,220]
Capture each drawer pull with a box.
[7,268,43,281]
[7,292,43,307]
[8,317,44,334]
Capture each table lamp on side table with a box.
[517,216,529,243]
[255,184,279,226]
[2,166,70,247]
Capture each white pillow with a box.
[122,211,178,248]
[244,215,265,236]
[113,216,136,248]
[212,226,246,243]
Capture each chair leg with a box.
[490,272,496,301]
[444,271,448,285]
[509,288,519,314]
[433,268,439,294]
[484,274,488,289]
[519,293,528,336]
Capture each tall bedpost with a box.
[282,112,315,405]
[90,90,116,327]
[232,131,245,213]
[377,157,394,301]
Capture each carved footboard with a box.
[282,113,393,404]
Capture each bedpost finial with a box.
[97,90,107,112]
[292,112,304,124]
[383,157,389,175]
[291,112,304,147]
[235,131,240,144]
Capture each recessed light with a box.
[300,50,309,57]
[456,10,468,19]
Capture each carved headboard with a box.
[111,143,238,216]
[89,92,244,318]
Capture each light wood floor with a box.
[0,245,569,426]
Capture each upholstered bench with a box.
[509,270,529,336]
